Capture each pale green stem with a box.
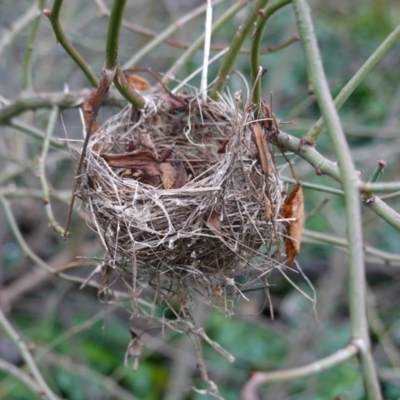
[275,130,400,232]
[365,196,400,231]
[210,0,270,100]
[303,229,400,266]
[363,162,386,200]
[106,0,145,108]
[46,0,98,86]
[10,119,67,150]
[23,0,46,89]
[251,0,291,107]
[282,176,343,195]
[361,181,400,193]
[0,187,71,205]
[381,190,400,200]
[292,0,382,397]
[0,89,93,125]
[38,108,66,235]
[0,194,89,285]
[304,23,400,143]
[105,0,126,67]
[242,343,358,396]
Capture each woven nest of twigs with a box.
[78,89,285,308]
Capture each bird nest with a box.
[78,90,285,310]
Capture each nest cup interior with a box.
[79,92,284,302]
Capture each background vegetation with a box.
[0,0,400,399]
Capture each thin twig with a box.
[44,0,99,87]
[63,66,117,235]
[105,5,297,57]
[0,89,94,125]
[10,119,68,150]
[364,196,400,232]
[304,22,400,143]
[43,352,138,400]
[0,3,40,59]
[241,342,358,400]
[37,107,67,235]
[0,357,42,397]
[367,288,400,381]
[360,180,400,193]
[273,130,400,232]
[282,176,343,195]
[0,194,90,286]
[0,308,62,400]
[303,229,400,266]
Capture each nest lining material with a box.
[79,91,285,303]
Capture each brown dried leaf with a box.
[253,123,273,175]
[159,162,188,189]
[281,185,304,266]
[206,211,221,232]
[124,74,151,91]
[159,163,176,189]
[101,151,161,176]
[264,194,272,221]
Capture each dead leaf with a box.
[124,73,151,91]
[206,211,222,232]
[281,185,304,266]
[101,151,161,176]
[253,123,273,175]
[159,162,188,189]
[264,194,272,221]
[159,163,176,189]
